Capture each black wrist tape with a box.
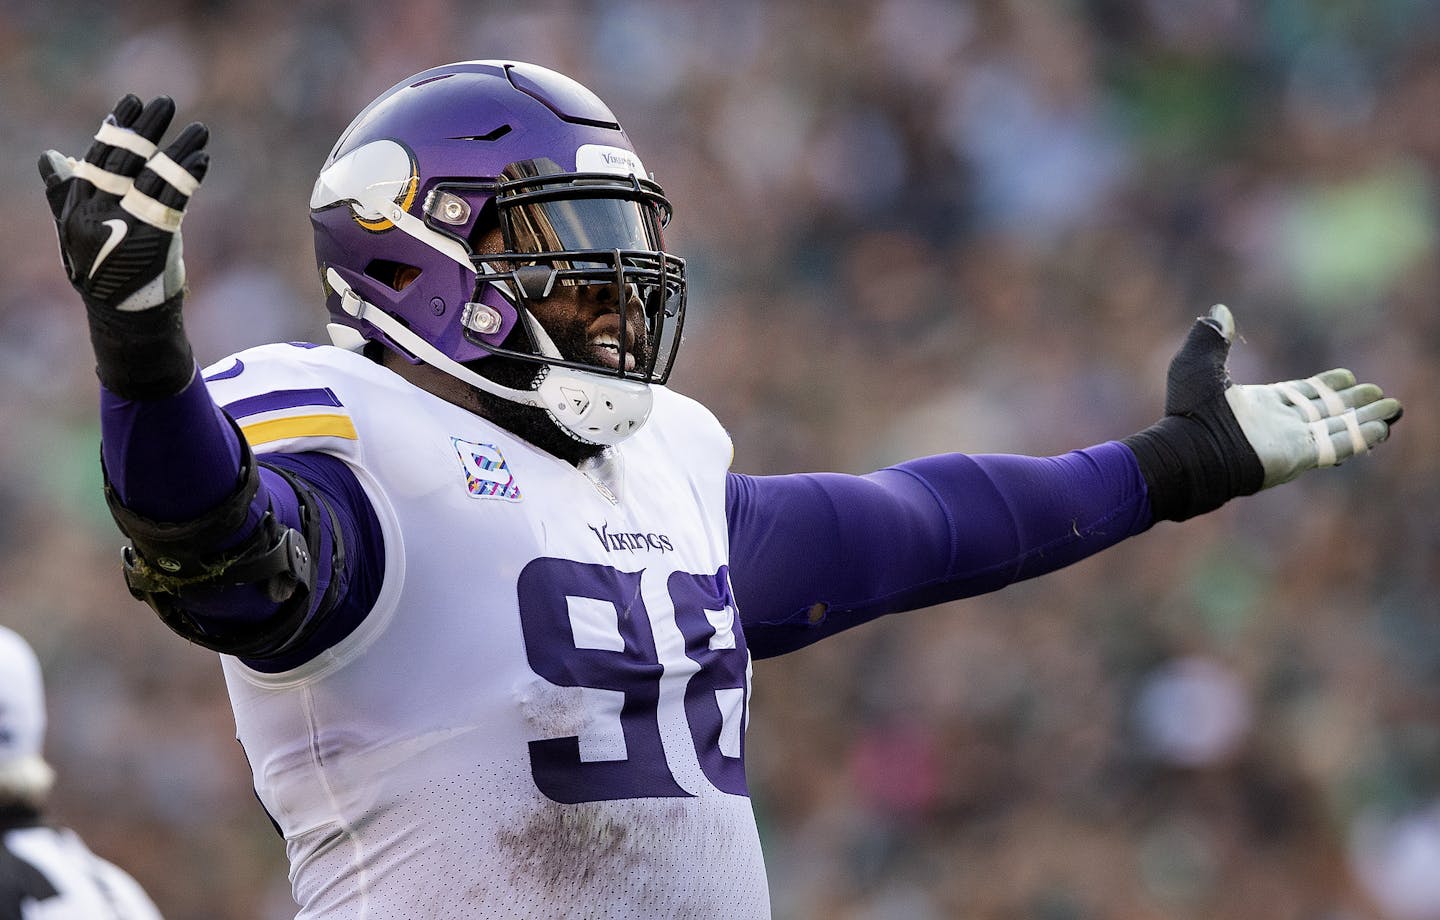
[86,293,195,400]
[1123,410,1264,523]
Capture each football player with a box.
[38,61,1401,917]
[0,626,163,918]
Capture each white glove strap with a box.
[1341,408,1367,456]
[1274,381,1321,421]
[1307,375,1347,416]
[70,159,131,196]
[1285,376,1366,469]
[145,152,201,196]
[1311,419,1336,467]
[120,187,184,232]
[95,121,159,159]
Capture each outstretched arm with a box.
[731,305,1402,659]
[729,443,1152,658]
[40,95,379,666]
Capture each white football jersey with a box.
[205,344,766,919]
[1,824,162,919]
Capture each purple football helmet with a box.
[310,61,685,445]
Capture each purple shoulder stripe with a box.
[225,388,345,420]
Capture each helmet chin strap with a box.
[326,268,653,446]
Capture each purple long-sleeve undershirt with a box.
[727,444,1154,658]
[100,373,1154,667]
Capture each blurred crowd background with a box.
[2,0,1438,917]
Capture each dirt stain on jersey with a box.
[495,799,712,918]
[499,800,637,888]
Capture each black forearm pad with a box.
[86,294,195,400]
[1122,413,1264,523]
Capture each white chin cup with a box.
[537,365,654,446]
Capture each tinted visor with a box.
[506,185,658,256]
[495,158,667,252]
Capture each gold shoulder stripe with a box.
[241,413,359,446]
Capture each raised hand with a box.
[38,94,209,313]
[39,95,211,399]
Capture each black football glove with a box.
[1123,305,1403,522]
[39,95,210,398]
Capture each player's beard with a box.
[463,317,652,467]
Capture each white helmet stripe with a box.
[359,193,473,269]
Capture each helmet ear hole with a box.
[364,259,423,292]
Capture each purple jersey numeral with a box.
[670,567,749,796]
[517,558,689,803]
[516,558,752,803]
